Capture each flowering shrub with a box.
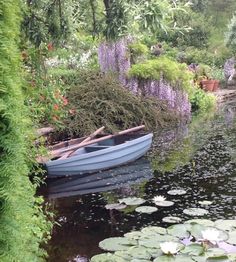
[25,77,72,126]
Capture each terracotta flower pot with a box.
[213,80,220,91]
[200,80,215,92]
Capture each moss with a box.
[60,71,178,137]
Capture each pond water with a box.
[41,104,236,262]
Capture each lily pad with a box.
[141,226,167,235]
[154,200,174,207]
[205,248,227,258]
[154,255,175,262]
[124,231,143,240]
[91,253,126,262]
[198,200,213,206]
[215,220,236,231]
[118,197,146,206]
[181,244,204,256]
[167,189,187,196]
[135,206,158,214]
[206,256,230,262]
[154,255,195,262]
[226,231,236,245]
[163,216,183,224]
[105,203,127,210]
[139,235,179,248]
[185,219,215,227]
[167,224,191,239]
[127,246,152,260]
[99,237,137,251]
[114,250,132,260]
[189,224,207,239]
[183,208,209,217]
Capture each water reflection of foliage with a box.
[151,111,217,173]
[102,181,147,214]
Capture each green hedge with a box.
[0,1,50,261]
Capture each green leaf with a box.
[99,237,137,251]
[181,244,204,256]
[226,231,236,245]
[185,219,215,227]
[183,208,209,217]
[214,220,236,231]
[91,253,126,262]
[135,206,158,214]
[118,197,146,206]
[167,224,191,239]
[141,226,167,235]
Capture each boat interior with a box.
[72,133,146,155]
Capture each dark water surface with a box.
[42,107,236,262]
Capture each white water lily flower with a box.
[160,242,179,255]
[153,195,166,202]
[201,228,222,244]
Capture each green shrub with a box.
[0,1,51,261]
[129,42,149,56]
[128,57,194,93]
[61,71,178,136]
[190,88,216,112]
[183,47,232,68]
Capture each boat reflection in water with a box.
[45,158,153,199]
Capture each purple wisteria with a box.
[98,38,191,117]
[127,78,191,116]
[98,37,132,85]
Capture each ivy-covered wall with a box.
[0,1,49,261]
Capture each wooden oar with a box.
[76,126,105,146]
[58,126,105,160]
[51,125,145,159]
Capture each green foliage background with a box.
[0,1,50,261]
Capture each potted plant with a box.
[194,64,218,92]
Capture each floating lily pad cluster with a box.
[91,219,236,262]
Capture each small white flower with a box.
[201,228,222,244]
[153,195,166,202]
[160,242,179,255]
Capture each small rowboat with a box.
[45,126,153,177]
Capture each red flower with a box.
[47,42,53,51]
[62,96,68,106]
[53,104,59,110]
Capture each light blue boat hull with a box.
[46,133,153,177]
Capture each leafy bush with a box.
[0,1,51,261]
[190,88,216,112]
[61,71,178,136]
[182,47,232,68]
[128,57,194,93]
[129,42,149,56]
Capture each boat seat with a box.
[85,145,111,153]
